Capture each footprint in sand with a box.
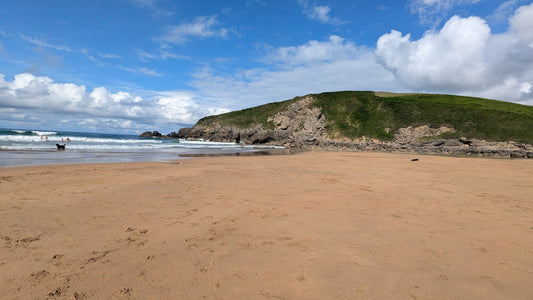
[30,270,50,280]
[115,288,132,297]
[73,291,87,299]
[125,227,148,247]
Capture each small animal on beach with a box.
[56,144,66,151]
[411,158,419,162]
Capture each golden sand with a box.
[1,152,532,299]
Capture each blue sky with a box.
[1,0,532,134]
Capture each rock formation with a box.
[139,131,163,137]
[149,96,533,158]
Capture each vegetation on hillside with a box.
[197,98,298,129]
[313,91,533,143]
[195,91,533,144]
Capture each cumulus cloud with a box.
[375,3,533,105]
[0,73,228,133]
[191,36,400,108]
[159,15,230,45]
[267,35,357,66]
[509,3,533,47]
[157,91,229,124]
[376,16,491,90]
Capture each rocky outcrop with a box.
[155,96,533,158]
[176,96,326,147]
[315,125,533,158]
[394,125,455,144]
[139,131,163,137]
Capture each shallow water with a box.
[0,128,282,167]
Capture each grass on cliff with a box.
[313,91,533,143]
[195,91,533,144]
[197,98,298,129]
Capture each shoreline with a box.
[0,147,293,168]
[2,146,527,169]
[1,152,532,298]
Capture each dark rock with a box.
[510,152,525,159]
[167,131,180,138]
[458,138,472,145]
[139,131,163,137]
[176,127,192,138]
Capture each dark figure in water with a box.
[56,144,66,150]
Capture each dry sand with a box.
[0,152,532,299]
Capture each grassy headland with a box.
[196,91,533,144]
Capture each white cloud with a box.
[99,53,123,59]
[81,48,100,63]
[19,34,72,52]
[375,3,533,104]
[376,16,491,90]
[159,50,190,60]
[136,49,190,61]
[129,0,173,18]
[267,35,358,66]
[191,36,400,109]
[298,0,343,25]
[119,66,163,77]
[136,49,157,61]
[487,0,519,24]
[0,72,229,133]
[159,15,230,45]
[157,91,229,124]
[509,2,533,47]
[408,0,481,25]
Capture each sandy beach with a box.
[1,152,532,299]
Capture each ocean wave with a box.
[31,130,58,136]
[0,128,283,153]
[0,129,58,136]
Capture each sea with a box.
[0,128,282,167]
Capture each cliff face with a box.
[176,95,533,158]
[177,96,326,147]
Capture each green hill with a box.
[196,91,533,144]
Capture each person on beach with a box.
[66,137,70,143]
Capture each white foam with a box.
[0,131,284,152]
[32,130,57,136]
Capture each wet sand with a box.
[1,152,532,299]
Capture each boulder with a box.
[139,131,163,137]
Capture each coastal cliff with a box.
[147,91,533,157]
